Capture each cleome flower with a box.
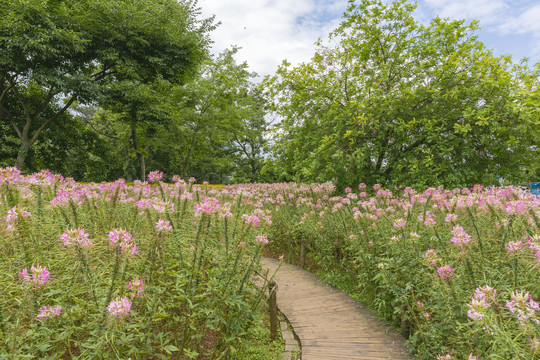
[5,205,32,231]
[450,225,472,249]
[424,249,439,266]
[107,297,132,317]
[194,197,220,216]
[60,227,93,247]
[505,291,540,326]
[393,218,407,229]
[126,278,144,298]
[108,228,138,257]
[19,264,50,288]
[437,265,455,279]
[37,305,62,319]
[255,234,269,245]
[155,219,173,233]
[147,170,163,183]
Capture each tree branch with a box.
[28,95,77,147]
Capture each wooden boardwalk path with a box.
[261,257,414,360]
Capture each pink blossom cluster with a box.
[467,285,497,321]
[19,264,50,287]
[60,227,93,247]
[450,225,472,249]
[424,249,438,266]
[107,296,132,317]
[108,228,138,256]
[526,234,540,262]
[255,234,269,245]
[505,291,540,326]
[5,205,32,231]
[437,265,455,279]
[37,305,62,319]
[506,240,524,253]
[243,215,261,227]
[445,213,458,223]
[435,354,452,360]
[126,278,144,298]
[194,197,220,216]
[147,170,163,183]
[393,218,407,229]
[155,219,173,233]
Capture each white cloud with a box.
[499,4,540,34]
[421,0,507,25]
[198,0,347,78]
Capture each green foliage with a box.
[0,0,212,170]
[266,184,540,359]
[264,0,540,189]
[0,171,274,358]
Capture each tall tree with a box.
[0,0,212,170]
[264,0,540,188]
[167,47,261,180]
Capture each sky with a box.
[197,0,540,79]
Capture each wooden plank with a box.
[261,257,414,360]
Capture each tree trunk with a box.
[15,140,30,170]
[182,127,200,178]
[130,119,145,181]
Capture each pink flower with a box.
[358,183,367,189]
[450,225,472,249]
[108,229,137,257]
[188,177,196,184]
[467,299,486,321]
[147,170,163,183]
[126,278,144,298]
[531,337,539,351]
[344,187,352,193]
[243,215,261,227]
[194,197,220,216]
[37,305,61,319]
[436,355,452,360]
[445,213,458,223]
[424,249,438,266]
[19,264,50,287]
[393,218,407,229]
[437,265,455,279]
[506,240,523,253]
[255,234,269,245]
[5,205,32,223]
[473,285,497,305]
[155,219,173,233]
[468,354,479,360]
[60,227,93,247]
[505,291,540,326]
[107,297,132,317]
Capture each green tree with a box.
[165,47,263,182]
[0,0,212,170]
[264,0,540,189]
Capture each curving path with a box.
[262,257,414,360]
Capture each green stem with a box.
[467,207,484,253]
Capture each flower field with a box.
[0,168,277,359]
[1,167,539,359]
[267,183,540,359]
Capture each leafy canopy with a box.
[264,0,540,189]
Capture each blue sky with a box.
[198,0,540,78]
